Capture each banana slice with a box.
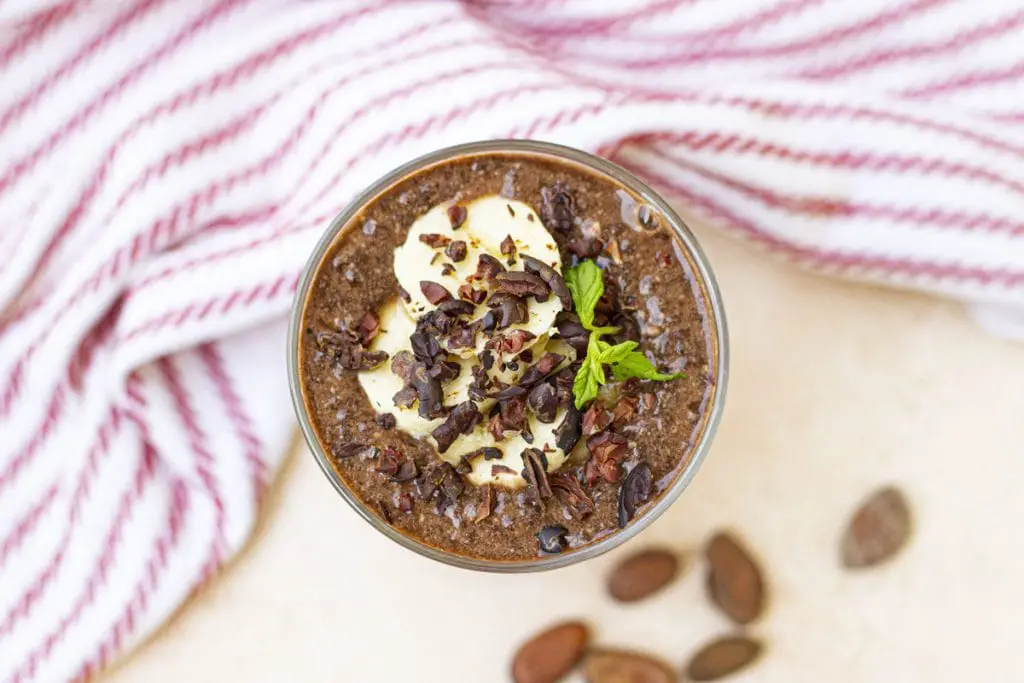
[358,299,517,438]
[453,408,570,488]
[393,195,563,357]
[358,299,577,488]
[366,190,574,490]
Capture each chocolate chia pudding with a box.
[290,141,727,568]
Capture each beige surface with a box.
[105,213,1024,682]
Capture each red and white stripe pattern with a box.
[1,0,1023,679]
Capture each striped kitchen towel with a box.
[1,0,1022,680]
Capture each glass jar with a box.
[288,140,729,572]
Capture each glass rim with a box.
[287,139,729,573]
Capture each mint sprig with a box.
[563,259,603,329]
[564,260,686,409]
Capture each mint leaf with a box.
[610,351,685,382]
[586,332,606,385]
[572,359,599,410]
[573,337,606,409]
[564,260,604,330]
[566,261,683,408]
[599,340,638,365]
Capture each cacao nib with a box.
[521,448,552,501]
[420,281,452,305]
[410,332,443,364]
[393,459,419,482]
[410,364,444,419]
[447,204,467,229]
[498,329,536,354]
[392,385,417,409]
[518,353,564,386]
[500,395,528,433]
[611,396,639,426]
[440,263,455,277]
[356,311,380,347]
[479,350,494,370]
[491,464,516,476]
[446,322,477,350]
[468,365,489,401]
[566,237,604,259]
[521,420,534,444]
[317,327,387,371]
[500,234,517,265]
[550,471,595,518]
[462,446,504,466]
[554,312,590,352]
[486,291,519,308]
[398,286,411,303]
[338,346,388,371]
[522,255,573,310]
[397,492,414,514]
[487,412,504,441]
[431,400,481,453]
[474,254,505,280]
[332,442,375,461]
[374,413,396,430]
[540,183,576,233]
[553,366,576,407]
[418,233,451,248]
[418,461,464,511]
[376,447,401,477]
[458,284,486,304]
[584,455,602,487]
[537,525,569,554]
[416,309,454,336]
[527,382,558,423]
[494,271,550,300]
[582,403,613,436]
[595,280,619,318]
[474,486,493,523]
[480,310,497,333]
[312,328,357,355]
[587,431,629,483]
[495,297,528,329]
[617,462,652,528]
[389,350,416,383]
[445,240,468,262]
[554,405,582,452]
[488,384,528,401]
[437,464,465,510]
[428,359,461,382]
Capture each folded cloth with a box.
[1,0,1022,680]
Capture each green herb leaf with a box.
[610,351,685,382]
[598,340,638,365]
[573,336,606,409]
[565,260,682,408]
[563,260,604,330]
